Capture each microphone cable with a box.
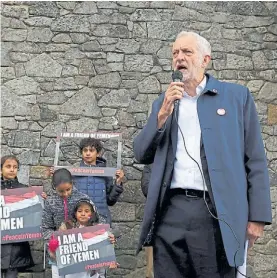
[173,105,250,278]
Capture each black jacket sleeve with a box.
[105,177,123,206]
[141,164,152,198]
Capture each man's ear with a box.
[202,55,211,68]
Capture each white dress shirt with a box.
[170,76,208,191]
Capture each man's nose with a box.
[176,51,185,61]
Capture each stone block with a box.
[2,4,29,19]
[1,42,13,66]
[17,149,40,165]
[173,6,210,22]
[4,76,40,95]
[252,51,270,70]
[214,1,269,15]
[127,100,148,113]
[70,33,87,44]
[37,91,68,105]
[51,15,90,33]
[80,40,101,51]
[107,53,124,62]
[57,1,76,11]
[130,9,161,21]
[111,222,141,250]
[118,111,136,127]
[57,87,101,117]
[123,166,142,180]
[226,54,253,70]
[252,253,277,272]
[73,1,98,14]
[99,116,118,130]
[268,104,277,125]
[88,72,121,88]
[116,39,140,54]
[74,76,89,85]
[52,33,71,43]
[79,59,96,76]
[116,254,137,269]
[1,67,15,80]
[39,106,57,121]
[7,130,40,149]
[265,136,277,152]
[1,117,18,130]
[29,2,60,17]
[258,82,277,102]
[24,16,53,27]
[61,65,78,77]
[41,121,66,138]
[97,1,118,9]
[107,62,123,72]
[101,108,116,116]
[124,55,153,72]
[27,27,53,42]
[54,77,78,90]
[25,53,62,77]
[93,24,129,38]
[119,180,145,204]
[66,118,99,132]
[138,75,160,94]
[30,166,49,179]
[10,52,35,62]
[98,89,131,108]
[140,39,162,54]
[133,22,147,38]
[1,28,27,42]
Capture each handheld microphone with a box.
[172,70,183,107]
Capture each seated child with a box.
[49,198,117,278]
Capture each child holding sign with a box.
[42,168,99,278]
[71,137,124,225]
[1,155,34,278]
[49,198,117,278]
[50,138,125,225]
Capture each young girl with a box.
[1,155,34,278]
[41,168,97,278]
[50,198,117,278]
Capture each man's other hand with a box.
[247,221,265,248]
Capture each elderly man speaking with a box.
[133,31,272,278]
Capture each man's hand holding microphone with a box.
[158,70,184,129]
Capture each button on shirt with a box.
[170,76,208,191]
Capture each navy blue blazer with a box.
[133,74,272,267]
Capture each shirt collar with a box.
[197,75,207,96]
[183,75,207,98]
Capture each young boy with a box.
[73,138,124,225]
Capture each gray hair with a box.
[176,31,211,57]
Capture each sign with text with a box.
[1,186,44,244]
[54,131,122,177]
[55,224,116,276]
[53,166,117,177]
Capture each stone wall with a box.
[1,1,277,278]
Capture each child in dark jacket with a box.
[49,199,117,278]
[73,138,124,224]
[1,155,34,278]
